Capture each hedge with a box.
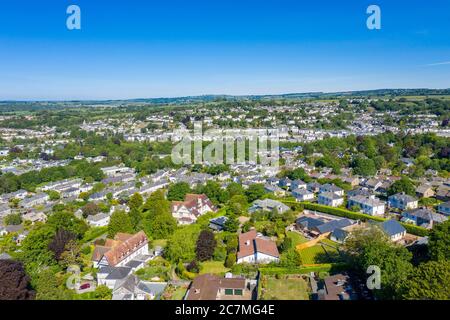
[284,201,429,237]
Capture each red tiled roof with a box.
[237,230,279,259]
[96,231,148,267]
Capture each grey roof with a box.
[319,192,343,200]
[137,282,167,297]
[87,213,109,222]
[316,219,353,234]
[125,260,144,268]
[379,219,406,237]
[403,208,448,223]
[209,216,228,227]
[103,266,132,280]
[389,193,417,203]
[330,228,349,242]
[292,188,314,196]
[296,216,324,230]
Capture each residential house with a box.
[388,193,418,210]
[363,178,383,191]
[171,194,216,225]
[318,273,356,300]
[292,188,315,202]
[296,216,354,237]
[290,179,307,191]
[87,213,111,227]
[278,177,292,189]
[19,193,50,208]
[237,230,280,264]
[21,210,47,224]
[248,199,290,214]
[347,195,385,216]
[437,201,450,216]
[401,207,448,229]
[186,274,257,300]
[307,182,321,193]
[209,216,229,232]
[319,184,344,196]
[376,219,406,241]
[415,185,435,198]
[0,204,12,218]
[263,184,286,197]
[318,192,344,207]
[92,231,151,269]
[112,274,167,300]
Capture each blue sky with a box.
[0,0,449,100]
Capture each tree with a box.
[196,230,217,262]
[129,208,143,231]
[228,195,248,215]
[81,202,101,218]
[225,253,236,268]
[93,285,112,300]
[167,182,191,201]
[141,190,176,239]
[128,192,143,211]
[59,240,81,268]
[17,225,57,276]
[108,211,133,238]
[352,157,377,177]
[224,216,239,233]
[285,168,311,182]
[142,212,177,239]
[34,268,72,300]
[388,177,416,196]
[0,260,35,300]
[280,248,302,267]
[46,211,87,238]
[428,220,450,261]
[402,260,450,300]
[47,190,60,201]
[245,184,265,202]
[226,182,245,198]
[48,229,77,261]
[4,213,22,225]
[344,226,413,300]
[165,225,201,263]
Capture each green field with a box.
[200,261,230,275]
[286,231,308,246]
[260,276,310,300]
[300,243,340,265]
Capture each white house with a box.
[388,193,418,210]
[318,192,344,207]
[171,194,216,225]
[87,213,110,227]
[248,199,290,214]
[319,184,344,196]
[236,230,280,264]
[292,188,315,202]
[347,195,385,216]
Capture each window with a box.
[234,289,243,296]
[224,289,233,295]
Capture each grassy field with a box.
[171,287,188,300]
[300,243,340,265]
[260,276,310,300]
[286,231,308,246]
[200,261,230,275]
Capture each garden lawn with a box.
[261,276,310,300]
[299,243,341,265]
[286,231,308,246]
[200,261,230,275]
[170,286,188,300]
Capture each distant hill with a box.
[1,88,450,109]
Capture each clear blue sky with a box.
[0,0,449,100]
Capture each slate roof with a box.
[104,266,133,280]
[379,219,406,237]
[296,216,324,230]
[316,219,353,234]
